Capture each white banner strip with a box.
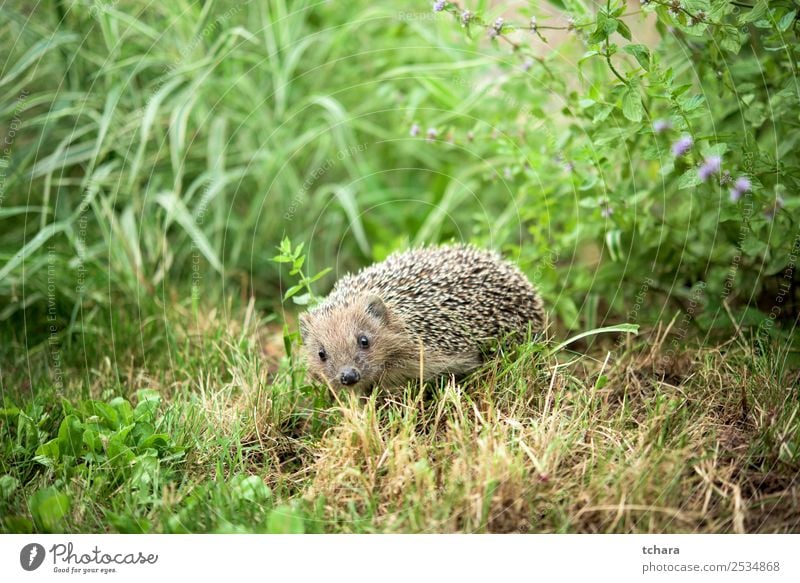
[1,534,798,582]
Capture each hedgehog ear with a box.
[298,313,310,343]
[365,295,389,324]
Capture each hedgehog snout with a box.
[339,367,361,386]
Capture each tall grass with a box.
[1,1,520,344]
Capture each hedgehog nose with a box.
[340,368,361,386]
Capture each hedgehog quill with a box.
[299,244,545,391]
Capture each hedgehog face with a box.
[300,295,398,391]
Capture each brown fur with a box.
[299,244,544,392]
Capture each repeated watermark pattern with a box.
[0,89,29,209]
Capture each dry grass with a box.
[172,305,799,533]
[3,302,798,533]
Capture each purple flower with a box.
[493,17,505,33]
[729,176,751,202]
[601,205,613,218]
[671,135,693,157]
[432,1,446,12]
[653,119,671,134]
[460,10,472,26]
[410,123,420,137]
[733,176,751,194]
[521,58,533,72]
[698,155,721,182]
[426,127,438,141]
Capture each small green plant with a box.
[33,390,183,479]
[272,237,332,307]
[1,390,183,533]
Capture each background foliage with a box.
[0,0,798,533]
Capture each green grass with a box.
[1,1,798,534]
[1,301,798,533]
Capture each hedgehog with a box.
[299,244,545,391]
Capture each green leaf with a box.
[677,168,702,190]
[606,229,623,262]
[57,415,84,458]
[622,89,644,122]
[284,283,304,300]
[588,12,612,44]
[155,191,223,274]
[0,407,20,421]
[739,0,769,24]
[131,422,155,447]
[139,433,171,453]
[555,297,580,330]
[623,44,650,71]
[0,33,77,90]
[680,94,705,112]
[0,475,19,500]
[307,267,332,283]
[85,401,119,430]
[108,425,136,470]
[283,323,293,356]
[231,475,272,503]
[34,438,60,466]
[720,28,744,53]
[701,142,728,158]
[134,390,161,422]
[550,324,639,355]
[292,292,311,306]
[616,19,631,41]
[3,516,33,533]
[109,397,134,426]
[0,222,68,282]
[83,428,102,453]
[267,505,304,534]
[30,487,71,532]
[778,10,796,32]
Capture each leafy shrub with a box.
[420,0,798,344]
[1,390,182,532]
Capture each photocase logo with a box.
[20,543,46,571]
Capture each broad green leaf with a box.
[0,475,19,500]
[57,415,84,458]
[677,168,702,190]
[616,19,631,41]
[622,89,644,122]
[267,505,304,534]
[34,438,60,466]
[623,44,650,71]
[778,10,796,32]
[30,487,71,532]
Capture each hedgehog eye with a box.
[358,335,370,349]
[318,348,327,362]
